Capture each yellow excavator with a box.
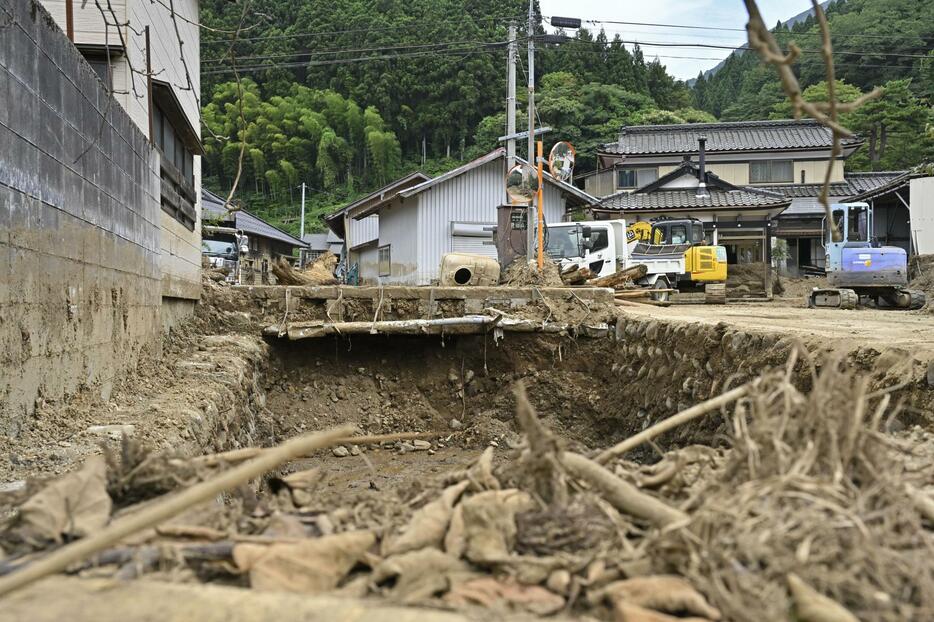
[626,217,727,302]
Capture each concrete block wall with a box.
[0,0,162,437]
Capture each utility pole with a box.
[526,0,536,257]
[506,22,517,171]
[300,182,307,236]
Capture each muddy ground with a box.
[3,275,934,620]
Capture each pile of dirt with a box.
[3,359,930,621]
[501,259,564,288]
[726,262,774,298]
[776,274,829,302]
[909,254,934,309]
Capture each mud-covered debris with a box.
[444,576,565,616]
[459,489,535,565]
[233,530,375,593]
[382,481,469,556]
[787,574,858,622]
[372,548,476,604]
[595,576,721,620]
[8,457,111,548]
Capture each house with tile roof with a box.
[202,190,307,284]
[585,119,906,274]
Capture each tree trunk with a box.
[879,123,888,162]
[868,126,877,164]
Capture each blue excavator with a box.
[808,202,925,310]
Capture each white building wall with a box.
[909,177,934,254]
[415,159,506,284]
[375,197,420,284]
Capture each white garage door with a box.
[451,222,497,258]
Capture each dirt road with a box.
[621,302,934,355]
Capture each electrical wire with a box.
[202,14,525,45]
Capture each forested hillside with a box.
[693,0,933,171]
[198,1,704,234]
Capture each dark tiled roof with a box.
[599,188,790,211]
[202,190,307,248]
[602,119,863,156]
[850,169,930,202]
[758,171,906,199]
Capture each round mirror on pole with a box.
[548,141,576,182]
[505,164,538,203]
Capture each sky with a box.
[539,0,817,80]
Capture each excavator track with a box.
[703,282,726,305]
[808,288,859,310]
[895,289,927,310]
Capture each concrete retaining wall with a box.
[0,0,162,437]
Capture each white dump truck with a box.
[545,219,681,300]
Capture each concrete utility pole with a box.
[526,0,536,256]
[506,22,517,171]
[299,182,307,240]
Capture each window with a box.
[589,229,609,252]
[617,167,658,189]
[750,160,793,183]
[85,58,112,89]
[669,225,688,245]
[378,245,391,276]
[154,104,196,230]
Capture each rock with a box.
[450,419,463,430]
[330,395,340,403]
[399,442,416,453]
[350,445,361,456]
[464,369,475,385]
[86,424,136,439]
[332,445,350,458]
[412,440,431,451]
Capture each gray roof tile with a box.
[599,188,790,211]
[602,119,863,156]
[202,189,307,248]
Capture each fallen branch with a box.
[186,431,439,467]
[595,384,751,464]
[0,425,354,597]
[561,453,688,527]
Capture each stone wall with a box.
[0,0,162,437]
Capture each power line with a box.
[201,45,503,76]
[201,14,525,45]
[571,17,931,41]
[202,37,512,64]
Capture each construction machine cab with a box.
[651,218,707,246]
[629,217,707,247]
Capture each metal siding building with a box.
[415,159,505,284]
[333,149,598,285]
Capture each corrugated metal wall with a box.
[377,197,420,284]
[348,214,379,249]
[411,159,572,284]
[415,159,506,284]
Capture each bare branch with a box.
[743,0,881,244]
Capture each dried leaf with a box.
[600,576,721,621]
[612,601,713,622]
[372,548,476,603]
[444,577,565,616]
[18,456,112,543]
[233,530,375,593]
[787,573,858,622]
[382,480,469,556]
[460,489,535,564]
